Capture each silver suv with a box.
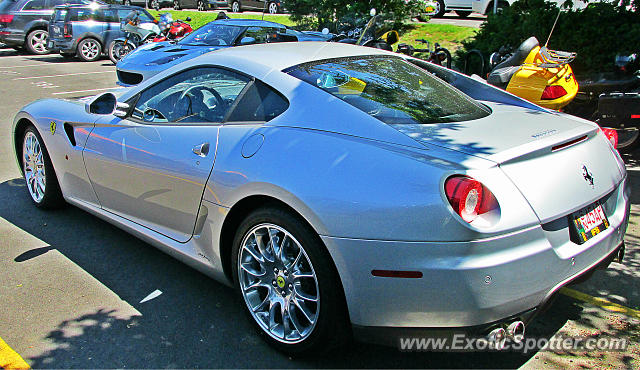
[0,0,92,54]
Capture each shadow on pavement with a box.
[0,178,575,368]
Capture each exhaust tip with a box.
[486,327,507,350]
[506,321,525,343]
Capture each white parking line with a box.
[13,71,113,80]
[52,87,115,95]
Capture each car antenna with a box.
[544,8,562,48]
[262,1,267,20]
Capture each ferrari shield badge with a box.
[50,121,56,135]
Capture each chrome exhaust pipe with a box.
[486,327,507,350]
[506,320,525,343]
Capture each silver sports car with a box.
[13,42,629,354]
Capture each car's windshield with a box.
[286,56,490,125]
[179,23,244,46]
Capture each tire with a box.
[433,0,445,18]
[268,1,279,14]
[173,0,181,10]
[108,40,133,64]
[612,127,640,153]
[76,38,102,62]
[124,0,131,5]
[232,206,350,355]
[25,29,49,55]
[21,126,64,209]
[456,10,472,18]
[231,0,241,12]
[197,0,205,11]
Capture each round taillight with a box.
[445,176,497,223]
[600,127,618,149]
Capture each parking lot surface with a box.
[0,46,638,368]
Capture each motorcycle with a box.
[152,13,193,43]
[108,10,162,64]
[396,38,452,69]
[564,53,640,151]
[477,36,579,111]
[332,9,400,51]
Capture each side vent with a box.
[63,123,76,146]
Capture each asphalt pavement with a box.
[0,46,638,368]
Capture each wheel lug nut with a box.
[288,284,293,289]
[273,267,278,273]
[283,269,288,275]
[272,280,277,286]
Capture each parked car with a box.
[228,0,283,14]
[116,18,332,86]
[12,42,629,355]
[172,0,227,11]
[120,0,172,11]
[48,3,154,61]
[0,0,92,54]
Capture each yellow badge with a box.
[50,121,56,135]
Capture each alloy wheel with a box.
[238,223,320,343]
[198,0,204,11]
[81,40,99,60]
[28,30,48,54]
[268,2,278,14]
[231,1,239,12]
[23,131,46,203]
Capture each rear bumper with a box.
[323,176,629,335]
[0,29,26,46]
[47,37,76,53]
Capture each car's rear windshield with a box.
[52,8,67,22]
[178,23,244,46]
[286,56,490,125]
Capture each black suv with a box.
[0,0,92,54]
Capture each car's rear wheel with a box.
[231,0,241,12]
[21,127,64,208]
[232,207,349,355]
[433,0,446,17]
[151,0,160,10]
[268,1,279,14]
[77,38,101,62]
[124,0,131,5]
[197,0,206,11]
[25,29,49,55]
[173,0,181,10]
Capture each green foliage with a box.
[456,0,640,77]
[284,0,427,31]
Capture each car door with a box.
[101,8,121,46]
[83,67,252,242]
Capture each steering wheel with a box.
[176,85,226,122]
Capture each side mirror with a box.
[85,92,117,115]
[185,16,191,21]
[240,36,256,45]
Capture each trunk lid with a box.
[394,103,624,222]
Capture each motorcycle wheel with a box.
[109,41,133,65]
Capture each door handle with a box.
[192,142,210,157]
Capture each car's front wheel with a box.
[25,29,49,55]
[231,0,240,12]
[197,0,206,11]
[232,207,349,355]
[77,38,102,62]
[21,126,64,208]
[173,0,181,10]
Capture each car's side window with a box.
[226,80,289,122]
[103,9,118,23]
[22,0,46,10]
[239,26,281,44]
[132,67,250,124]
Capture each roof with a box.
[189,41,393,75]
